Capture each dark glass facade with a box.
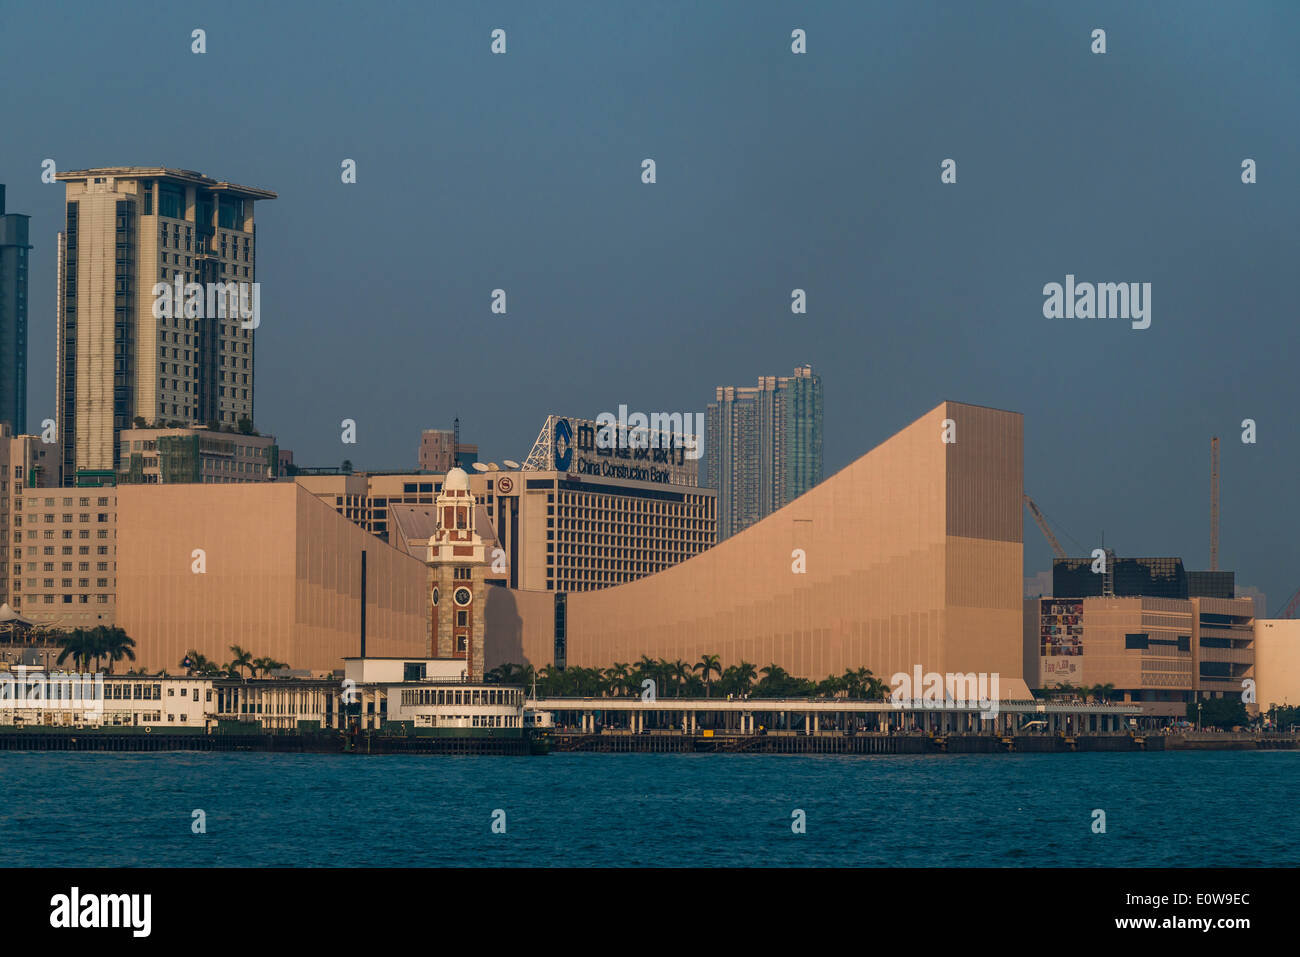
[1053,556,1190,599]
[1187,570,1235,599]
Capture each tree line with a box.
[485,655,891,700]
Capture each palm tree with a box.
[253,656,288,678]
[55,628,95,671]
[100,627,135,674]
[670,659,692,697]
[1090,682,1116,703]
[606,662,631,697]
[734,661,757,696]
[228,645,254,680]
[81,626,110,672]
[537,664,562,696]
[694,654,722,697]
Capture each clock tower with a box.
[427,467,488,679]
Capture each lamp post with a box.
[1197,699,1202,731]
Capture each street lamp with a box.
[1197,699,1202,731]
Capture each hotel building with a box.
[10,486,117,629]
[54,167,275,483]
[705,365,823,540]
[298,413,717,593]
[1,427,59,609]
[0,185,32,435]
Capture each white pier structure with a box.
[529,697,1142,735]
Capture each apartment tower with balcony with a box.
[55,168,275,484]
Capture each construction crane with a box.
[1024,494,1067,559]
[1274,587,1300,619]
[1210,436,1219,571]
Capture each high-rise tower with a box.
[55,168,275,483]
[0,185,32,435]
[705,364,823,539]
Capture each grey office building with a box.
[0,185,33,434]
[705,364,823,539]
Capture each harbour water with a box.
[1,751,1295,867]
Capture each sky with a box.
[1,0,1297,609]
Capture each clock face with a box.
[432,587,439,606]
[454,587,472,607]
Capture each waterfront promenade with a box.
[532,696,1142,735]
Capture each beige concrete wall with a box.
[487,401,1029,693]
[116,484,425,673]
[1253,619,1300,710]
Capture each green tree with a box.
[55,628,96,671]
[228,645,254,679]
[100,627,136,674]
[1187,696,1248,730]
[252,656,287,677]
[694,654,721,697]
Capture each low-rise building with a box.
[0,659,526,734]
[116,425,283,484]
[1024,594,1255,717]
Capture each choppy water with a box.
[0,751,1295,867]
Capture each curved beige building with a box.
[486,401,1030,694]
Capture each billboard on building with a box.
[1040,598,1083,656]
[523,414,700,487]
[1039,597,1083,688]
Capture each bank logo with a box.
[554,418,573,471]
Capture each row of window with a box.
[401,688,521,707]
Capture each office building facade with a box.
[705,364,823,539]
[0,185,32,435]
[55,168,275,483]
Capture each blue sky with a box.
[2,0,1297,606]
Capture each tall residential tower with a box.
[55,168,275,483]
[705,364,823,539]
[0,185,33,435]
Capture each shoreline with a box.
[1,729,1294,755]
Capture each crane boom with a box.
[1210,436,1219,571]
[1024,494,1067,559]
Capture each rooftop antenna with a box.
[453,417,460,470]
